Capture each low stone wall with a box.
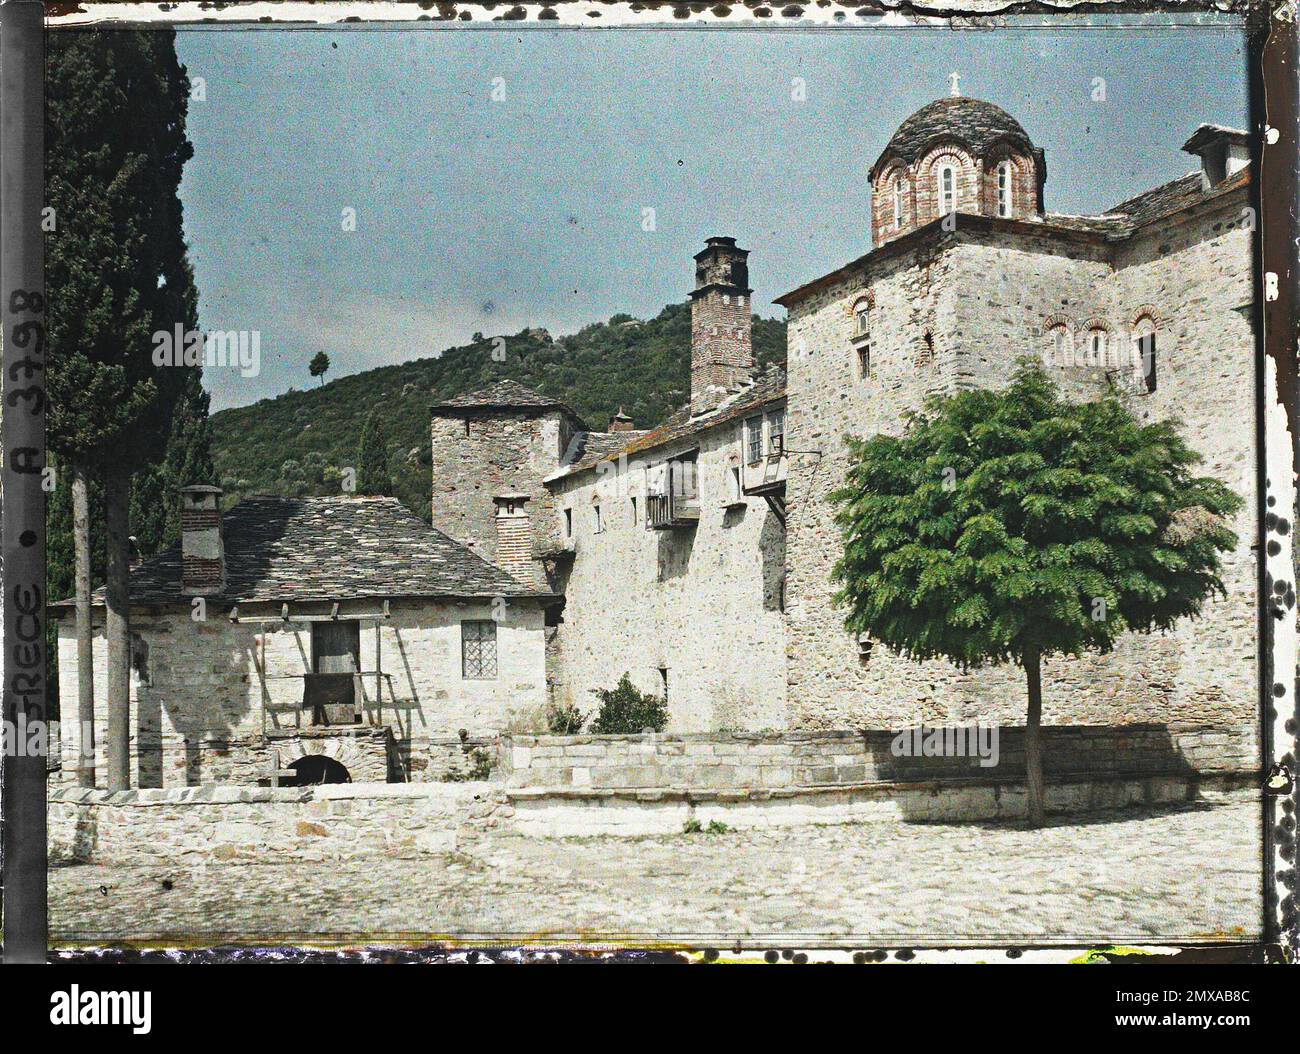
[506,774,1256,836]
[399,735,499,783]
[52,726,396,788]
[49,766,1257,862]
[48,782,509,866]
[501,725,1256,791]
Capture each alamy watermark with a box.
[890,722,999,768]
[152,323,261,377]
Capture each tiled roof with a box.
[871,96,1036,177]
[1045,167,1249,236]
[556,428,652,475]
[1182,123,1248,154]
[1109,170,1226,227]
[59,496,545,608]
[1035,213,1131,236]
[546,367,786,482]
[431,378,586,424]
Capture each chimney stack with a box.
[1182,124,1249,190]
[180,485,225,596]
[608,407,636,433]
[493,494,534,584]
[689,237,754,416]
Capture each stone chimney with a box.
[1182,124,1249,190]
[690,237,754,416]
[493,494,533,583]
[609,407,636,432]
[180,485,225,596]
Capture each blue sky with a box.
[175,23,1250,410]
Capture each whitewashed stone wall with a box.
[54,596,547,788]
[48,782,508,865]
[546,418,787,732]
[48,762,1255,855]
[783,197,1258,763]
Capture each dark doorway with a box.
[312,620,360,674]
[309,621,361,724]
[282,755,351,786]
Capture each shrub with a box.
[589,673,668,735]
[546,702,588,735]
[465,747,493,781]
[682,818,732,835]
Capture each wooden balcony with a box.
[646,455,700,530]
[646,490,700,529]
[742,451,787,497]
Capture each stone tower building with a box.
[427,380,587,589]
[690,236,755,414]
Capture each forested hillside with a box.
[212,301,786,519]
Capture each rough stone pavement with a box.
[49,799,1261,948]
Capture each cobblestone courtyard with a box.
[49,799,1262,947]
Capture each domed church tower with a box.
[868,88,1046,247]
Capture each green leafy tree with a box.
[356,408,392,497]
[830,361,1240,827]
[46,29,199,789]
[589,673,669,734]
[309,351,330,386]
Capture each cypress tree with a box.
[46,29,199,789]
[356,408,392,497]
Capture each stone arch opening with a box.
[282,755,352,786]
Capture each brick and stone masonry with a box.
[690,236,755,415]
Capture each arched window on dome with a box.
[893,176,905,231]
[938,163,957,216]
[996,161,1013,218]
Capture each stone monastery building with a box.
[56,96,1259,787]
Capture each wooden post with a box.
[374,619,382,727]
[1,0,49,962]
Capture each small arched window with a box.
[852,297,871,338]
[1047,325,1071,366]
[996,160,1013,218]
[917,330,936,368]
[1087,328,1108,366]
[893,177,905,230]
[1132,316,1157,393]
[938,163,957,216]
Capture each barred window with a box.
[461,620,498,679]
